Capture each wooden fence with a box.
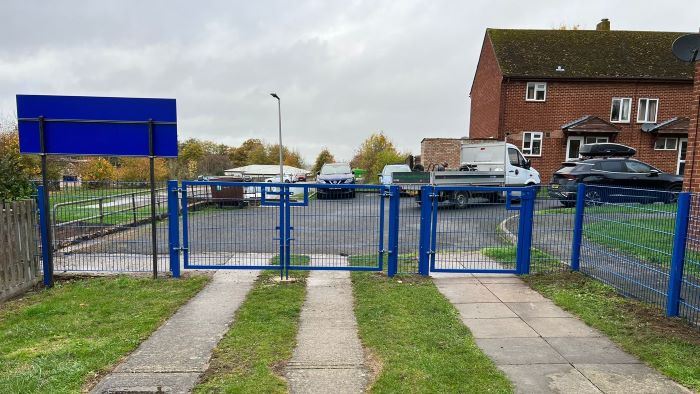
[1,199,40,301]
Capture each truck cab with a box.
[460,142,540,186]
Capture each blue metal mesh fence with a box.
[531,186,575,273]
[681,193,700,326]
[396,184,421,274]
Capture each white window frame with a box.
[522,131,543,157]
[610,97,631,123]
[637,98,659,123]
[654,137,678,151]
[677,138,688,175]
[566,136,609,161]
[525,82,547,102]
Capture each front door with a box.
[566,136,609,161]
[678,138,688,175]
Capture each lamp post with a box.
[270,93,283,181]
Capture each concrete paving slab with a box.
[575,364,692,393]
[477,276,524,284]
[286,270,368,394]
[455,302,518,319]
[475,338,567,365]
[546,337,640,364]
[498,364,602,394]
[524,317,602,338]
[90,372,201,394]
[506,302,573,318]
[90,270,259,393]
[483,283,549,303]
[462,318,540,338]
[435,283,501,303]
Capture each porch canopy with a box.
[641,117,689,135]
[561,115,620,135]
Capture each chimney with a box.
[596,18,610,31]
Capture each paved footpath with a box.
[285,270,369,394]
[90,270,259,394]
[434,273,691,394]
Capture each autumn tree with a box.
[229,139,268,167]
[80,157,116,187]
[117,158,169,182]
[0,129,34,200]
[312,149,335,174]
[352,132,408,183]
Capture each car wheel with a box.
[665,185,682,204]
[584,190,603,206]
[454,192,469,209]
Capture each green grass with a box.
[482,246,568,273]
[270,254,310,266]
[195,270,307,393]
[537,202,678,215]
[347,253,418,268]
[351,272,512,393]
[0,275,209,393]
[523,271,700,391]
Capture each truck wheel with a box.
[454,192,469,209]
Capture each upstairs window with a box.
[654,137,677,151]
[522,132,543,156]
[637,98,658,123]
[525,82,547,101]
[610,98,631,123]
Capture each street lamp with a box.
[270,93,283,181]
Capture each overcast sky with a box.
[2,1,699,164]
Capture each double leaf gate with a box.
[166,180,537,278]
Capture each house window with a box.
[654,137,677,151]
[522,132,543,156]
[585,136,609,144]
[525,82,546,101]
[637,98,658,123]
[610,98,631,123]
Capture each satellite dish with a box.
[672,33,700,62]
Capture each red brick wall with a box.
[420,138,462,170]
[469,34,503,140]
[684,62,700,192]
[500,80,694,182]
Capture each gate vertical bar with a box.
[180,185,190,269]
[284,184,292,279]
[387,185,400,277]
[38,115,54,287]
[418,186,432,276]
[666,191,690,317]
[277,184,285,279]
[37,185,52,287]
[378,186,386,271]
[167,180,180,278]
[570,183,586,271]
[516,187,535,275]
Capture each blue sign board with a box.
[17,94,178,157]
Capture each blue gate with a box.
[168,181,398,277]
[418,185,537,275]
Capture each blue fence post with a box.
[666,192,691,317]
[570,183,586,271]
[36,185,53,287]
[516,187,535,275]
[167,180,181,278]
[387,185,400,277]
[418,186,432,276]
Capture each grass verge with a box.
[351,272,512,393]
[270,254,311,266]
[0,275,209,393]
[347,253,417,268]
[523,271,700,391]
[195,270,307,393]
[482,246,568,273]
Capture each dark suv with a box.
[550,154,682,207]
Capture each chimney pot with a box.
[596,18,610,31]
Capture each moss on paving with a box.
[351,272,512,393]
[0,275,209,393]
[523,271,700,391]
[195,270,308,393]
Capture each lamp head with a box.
[270,93,279,100]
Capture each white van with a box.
[379,164,412,186]
[460,142,540,186]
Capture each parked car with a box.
[549,143,682,206]
[379,164,412,185]
[293,173,307,182]
[316,163,356,199]
[265,174,293,183]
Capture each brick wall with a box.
[469,34,503,140]
[420,138,462,170]
[684,62,700,191]
[500,80,694,181]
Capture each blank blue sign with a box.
[17,95,178,157]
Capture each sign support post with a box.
[148,119,158,279]
[38,115,54,287]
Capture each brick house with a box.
[452,20,696,182]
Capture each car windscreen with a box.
[383,165,410,175]
[321,164,351,175]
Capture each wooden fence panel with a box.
[0,199,40,302]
